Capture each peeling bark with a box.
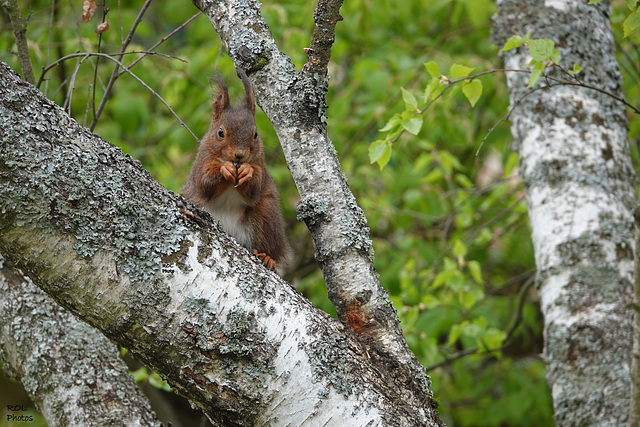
[0,61,441,425]
[494,1,635,425]
[0,259,161,426]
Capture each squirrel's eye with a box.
[217,128,224,138]
[254,130,258,139]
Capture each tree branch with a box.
[2,0,36,84]
[303,0,344,76]
[89,0,153,131]
[117,11,202,78]
[37,51,197,142]
[0,259,161,426]
[191,2,440,420]
[0,61,441,426]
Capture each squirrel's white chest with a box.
[202,187,254,249]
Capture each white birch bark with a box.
[191,0,437,417]
[0,60,441,425]
[494,1,635,425]
[0,260,161,426]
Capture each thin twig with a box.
[64,56,85,114]
[90,0,154,131]
[118,12,202,77]
[83,84,92,127]
[118,0,124,44]
[426,273,536,371]
[48,51,197,141]
[546,75,640,114]
[91,4,109,126]
[475,85,547,156]
[44,0,56,96]
[386,67,640,155]
[37,51,187,89]
[466,195,526,244]
[3,0,36,84]
[80,52,199,142]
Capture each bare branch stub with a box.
[303,0,344,76]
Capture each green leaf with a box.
[448,323,464,345]
[424,61,441,78]
[131,367,149,382]
[149,372,172,391]
[402,116,423,135]
[461,287,485,310]
[624,0,637,10]
[462,319,485,339]
[624,9,640,38]
[454,173,473,188]
[450,64,475,79]
[480,328,507,351]
[369,140,389,163]
[377,147,392,170]
[438,150,463,173]
[368,140,392,170]
[401,87,418,110]
[432,265,457,290]
[452,239,467,258]
[421,294,441,310]
[462,79,483,107]
[528,38,556,62]
[424,78,445,102]
[527,62,546,88]
[423,168,443,184]
[568,62,583,75]
[379,113,401,132]
[501,34,527,52]
[468,260,483,284]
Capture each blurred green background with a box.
[1,0,639,425]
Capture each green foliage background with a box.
[1,0,639,425]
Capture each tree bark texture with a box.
[0,259,161,426]
[190,0,438,420]
[494,1,635,426]
[0,61,441,426]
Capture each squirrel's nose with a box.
[234,152,243,160]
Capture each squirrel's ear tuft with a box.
[212,79,230,120]
[237,68,256,117]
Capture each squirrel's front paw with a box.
[221,161,237,182]
[236,163,254,187]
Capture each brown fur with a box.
[182,70,290,273]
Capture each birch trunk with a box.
[191,0,436,418]
[0,59,441,425]
[493,1,635,425]
[0,260,161,426]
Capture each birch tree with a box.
[0,0,442,424]
[493,1,635,425]
[0,262,161,426]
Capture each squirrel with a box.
[182,69,290,274]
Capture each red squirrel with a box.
[182,70,290,274]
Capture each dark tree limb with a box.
[303,0,344,76]
[2,0,36,84]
